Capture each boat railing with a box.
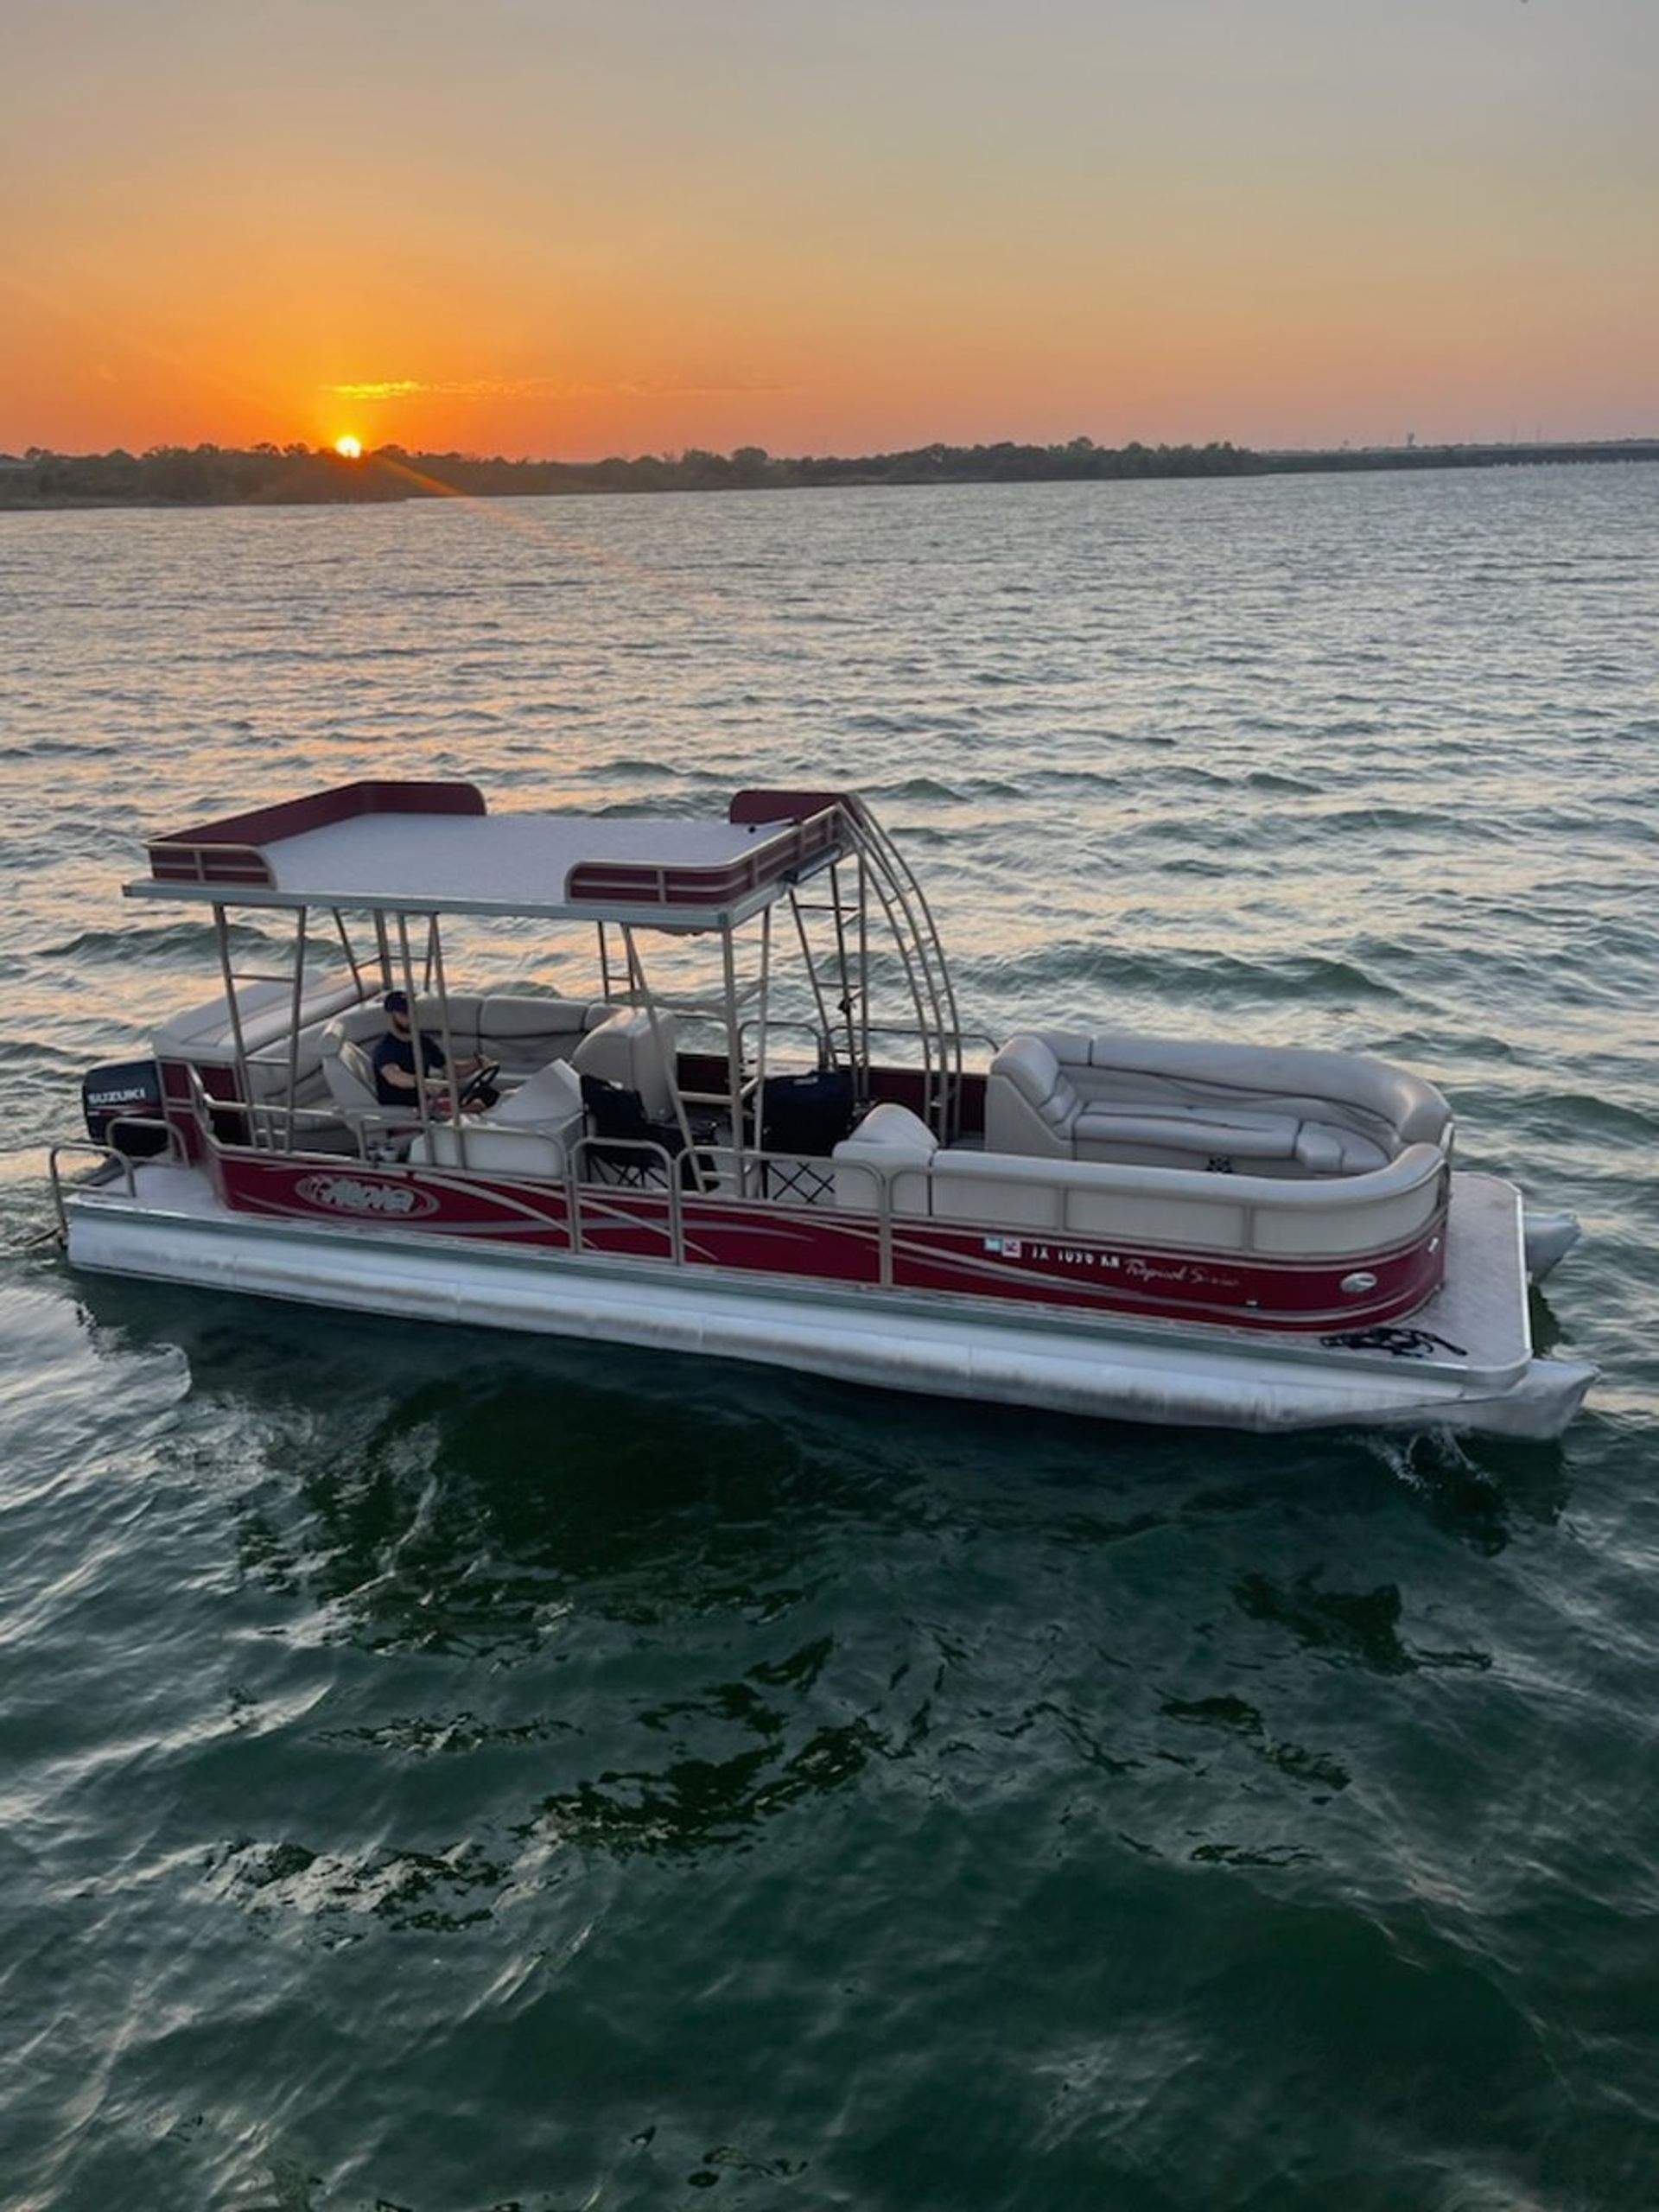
[163,1057,1447,1287]
[739,1015,999,1062]
[147,836,274,889]
[47,1131,177,1236]
[563,1135,873,1272]
[109,1112,181,1160]
[183,1066,419,1165]
[48,1115,183,1221]
[565,1134,755,1263]
[830,1142,1450,1274]
[241,1096,412,1159]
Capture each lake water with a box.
[2,467,1656,2211]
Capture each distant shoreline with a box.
[2,435,1656,512]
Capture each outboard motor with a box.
[82,1058,168,1158]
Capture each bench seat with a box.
[986,1031,1446,1178]
[402,991,614,1074]
[832,1103,1445,1260]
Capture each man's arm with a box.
[423,1029,483,1078]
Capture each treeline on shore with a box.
[3,434,1656,510]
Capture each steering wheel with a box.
[458,1059,501,1109]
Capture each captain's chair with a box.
[571,1007,680,1120]
[319,1023,378,1115]
[571,1011,719,1186]
[319,1014,417,1154]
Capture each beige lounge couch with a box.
[395,991,615,1075]
[984,1032,1451,1178]
[833,1099,1447,1261]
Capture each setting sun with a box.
[334,435,363,461]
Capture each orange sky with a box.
[3,1,1655,460]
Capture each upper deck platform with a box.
[130,780,848,931]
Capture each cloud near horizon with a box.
[325,375,799,404]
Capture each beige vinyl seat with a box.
[831,1101,938,1213]
[570,1007,696,1183]
[984,1033,1416,1175]
[319,1027,378,1114]
[402,990,615,1075]
[831,1093,1446,1262]
[318,1011,420,1154]
[571,1007,680,1120]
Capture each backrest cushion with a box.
[835,1101,938,1159]
[320,1022,379,1111]
[573,1008,679,1120]
[830,1101,938,1214]
[990,1034,1078,1128]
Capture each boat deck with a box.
[1319,1169,1530,1376]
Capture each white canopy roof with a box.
[130,790,842,931]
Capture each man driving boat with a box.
[371,989,497,1115]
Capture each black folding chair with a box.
[579,1072,688,1187]
[753,1070,858,1199]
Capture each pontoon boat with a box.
[54,780,1594,1438]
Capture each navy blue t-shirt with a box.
[370,1027,445,1105]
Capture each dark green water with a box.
[2,473,1656,2209]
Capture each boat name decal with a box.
[983,1235,1241,1291]
[294,1173,442,1220]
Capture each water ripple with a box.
[2,468,1657,2210]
